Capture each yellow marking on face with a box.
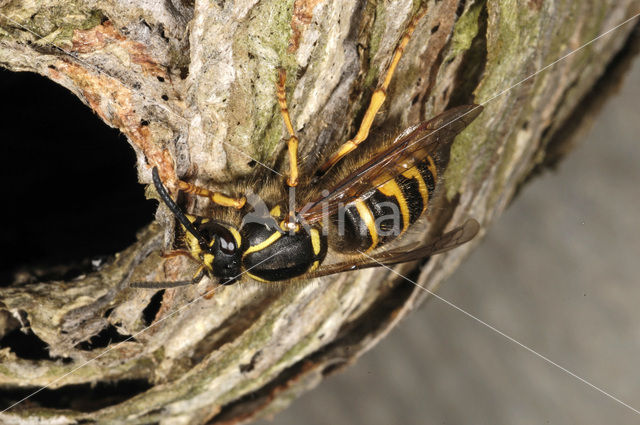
[402,167,429,213]
[243,231,282,257]
[185,214,197,223]
[203,253,214,268]
[270,204,282,217]
[354,199,378,252]
[427,155,437,182]
[310,228,322,256]
[184,231,202,256]
[377,179,410,233]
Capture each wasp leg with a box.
[161,250,193,259]
[317,6,429,175]
[177,180,246,209]
[130,265,206,289]
[276,68,300,187]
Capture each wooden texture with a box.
[0,1,638,424]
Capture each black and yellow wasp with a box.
[133,8,482,290]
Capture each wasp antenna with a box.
[131,266,206,289]
[130,280,194,289]
[152,167,208,247]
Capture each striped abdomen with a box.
[331,155,437,253]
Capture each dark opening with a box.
[142,290,165,325]
[0,379,152,412]
[0,326,69,362]
[0,69,156,284]
[75,324,133,351]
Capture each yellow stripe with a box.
[228,227,242,247]
[186,214,197,223]
[309,260,320,272]
[402,167,429,213]
[377,179,410,233]
[310,228,321,256]
[243,231,281,257]
[427,155,437,181]
[246,272,270,283]
[354,199,378,252]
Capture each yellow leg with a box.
[177,180,246,209]
[317,6,429,174]
[276,68,300,187]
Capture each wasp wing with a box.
[299,105,483,225]
[302,219,480,279]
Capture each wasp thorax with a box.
[240,222,327,282]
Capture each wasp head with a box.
[196,220,243,285]
[152,167,243,286]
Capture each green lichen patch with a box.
[445,0,545,200]
[361,1,390,90]
[449,0,485,57]
[0,2,103,49]
[237,0,297,161]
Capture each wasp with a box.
[133,8,482,290]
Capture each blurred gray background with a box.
[257,54,640,424]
